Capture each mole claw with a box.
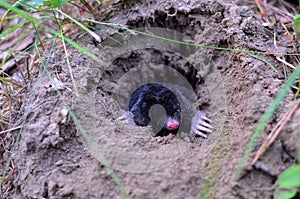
[196,111,211,122]
[196,125,212,133]
[190,111,212,138]
[196,132,208,138]
[116,115,126,121]
[116,111,135,125]
[198,120,213,129]
[203,116,212,123]
[191,126,208,138]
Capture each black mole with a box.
[128,83,212,137]
[129,83,181,136]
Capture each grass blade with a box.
[232,64,300,183]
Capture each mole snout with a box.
[165,118,179,130]
[148,104,179,134]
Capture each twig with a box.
[252,100,300,165]
[255,0,267,19]
[0,126,22,135]
[257,0,293,23]
[276,56,296,69]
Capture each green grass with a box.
[0,1,130,198]
[232,64,300,182]
[0,0,300,198]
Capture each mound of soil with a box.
[3,0,300,198]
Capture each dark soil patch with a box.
[3,0,300,198]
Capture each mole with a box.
[127,83,212,137]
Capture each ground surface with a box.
[2,0,300,198]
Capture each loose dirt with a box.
[2,0,300,198]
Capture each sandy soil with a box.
[2,0,300,198]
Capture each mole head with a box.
[165,117,180,130]
[149,104,180,134]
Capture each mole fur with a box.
[128,83,181,136]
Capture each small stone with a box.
[58,185,73,197]
[52,77,66,90]
[60,108,68,117]
[60,108,68,124]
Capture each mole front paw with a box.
[116,111,136,126]
[190,111,212,138]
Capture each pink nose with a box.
[167,122,179,130]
